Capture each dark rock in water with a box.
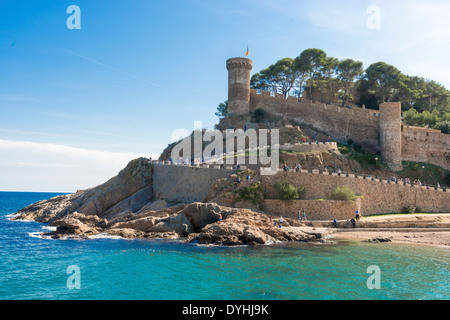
[366,236,393,243]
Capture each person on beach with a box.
[351,218,356,228]
[355,210,360,221]
[346,219,351,228]
[279,216,283,228]
[302,210,307,221]
[333,218,337,228]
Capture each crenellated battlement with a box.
[251,89,381,120]
[249,89,381,145]
[150,159,448,193]
[402,125,450,169]
[226,57,449,171]
[149,159,449,216]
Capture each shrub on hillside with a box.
[331,186,357,202]
[402,205,415,214]
[273,180,305,201]
[339,146,350,154]
[239,181,263,206]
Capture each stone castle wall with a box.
[261,170,450,216]
[279,141,338,153]
[263,199,360,220]
[402,125,450,170]
[249,89,450,170]
[249,89,380,144]
[150,161,448,219]
[152,162,235,203]
[226,57,449,171]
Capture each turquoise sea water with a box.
[0,191,449,300]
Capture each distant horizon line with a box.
[0,190,73,194]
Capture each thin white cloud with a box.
[0,138,159,192]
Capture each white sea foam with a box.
[87,233,128,240]
[28,231,53,240]
[5,213,33,222]
[41,225,57,232]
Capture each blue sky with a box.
[1,0,450,192]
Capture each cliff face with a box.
[13,157,154,223]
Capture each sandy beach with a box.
[332,229,450,248]
[328,213,450,248]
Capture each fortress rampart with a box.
[150,160,449,218]
[402,125,450,169]
[279,141,338,153]
[249,89,380,143]
[152,162,236,203]
[262,170,450,216]
[226,57,450,171]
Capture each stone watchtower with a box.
[379,102,403,171]
[226,57,253,115]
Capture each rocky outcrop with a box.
[186,208,323,245]
[12,157,331,246]
[12,158,154,223]
[28,199,329,245]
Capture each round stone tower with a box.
[226,57,253,116]
[379,102,403,171]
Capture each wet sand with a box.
[332,229,450,248]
